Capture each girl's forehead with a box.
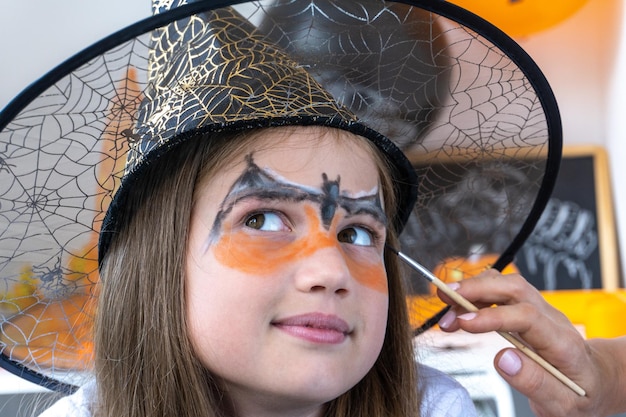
[231,127,382,191]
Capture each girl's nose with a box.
[293,245,352,296]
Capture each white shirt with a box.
[39,364,477,417]
[418,364,478,417]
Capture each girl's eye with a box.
[244,212,287,232]
[337,226,374,246]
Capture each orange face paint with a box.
[205,153,388,293]
[212,205,388,294]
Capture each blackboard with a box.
[514,146,620,290]
[399,145,620,300]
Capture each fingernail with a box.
[498,349,522,376]
[457,312,477,321]
[438,309,457,329]
[447,282,460,291]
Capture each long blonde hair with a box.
[95,126,420,417]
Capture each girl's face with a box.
[186,127,389,417]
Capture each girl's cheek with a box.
[346,257,387,294]
[211,229,307,276]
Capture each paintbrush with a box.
[388,246,586,397]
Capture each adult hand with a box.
[436,269,626,417]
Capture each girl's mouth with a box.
[272,313,351,344]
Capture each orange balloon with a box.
[448,0,589,37]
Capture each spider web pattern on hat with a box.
[0,0,561,391]
[127,5,360,174]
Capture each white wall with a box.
[0,0,151,107]
[2,0,626,283]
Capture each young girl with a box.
[0,0,562,415]
[18,1,476,416]
[84,124,473,417]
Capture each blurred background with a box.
[1,1,625,416]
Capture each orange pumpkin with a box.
[432,253,519,286]
[407,253,519,329]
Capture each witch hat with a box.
[0,0,561,392]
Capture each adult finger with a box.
[494,348,594,417]
[450,270,546,307]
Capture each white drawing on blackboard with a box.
[522,198,597,289]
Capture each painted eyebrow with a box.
[338,194,387,226]
[207,154,386,240]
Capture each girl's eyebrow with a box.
[339,194,387,226]
[207,154,385,240]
